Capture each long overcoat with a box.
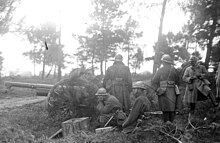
[152,65,180,111]
[103,61,132,112]
[183,64,210,103]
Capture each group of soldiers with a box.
[94,53,220,133]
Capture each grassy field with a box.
[0,76,220,143]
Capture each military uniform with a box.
[96,88,126,127]
[122,81,151,133]
[96,94,122,114]
[152,55,180,122]
[183,62,218,112]
[183,63,208,103]
[103,59,132,113]
[122,95,151,128]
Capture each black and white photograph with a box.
[0,0,220,142]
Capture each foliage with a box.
[0,52,4,77]
[0,0,20,35]
[152,32,190,65]
[74,0,127,75]
[180,0,220,68]
[120,16,143,66]
[74,0,143,74]
[23,21,65,79]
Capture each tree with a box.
[89,0,126,75]
[74,0,126,75]
[181,0,220,68]
[23,22,65,79]
[0,0,20,35]
[120,16,143,67]
[153,0,168,74]
[151,31,190,64]
[0,52,4,79]
[131,47,144,74]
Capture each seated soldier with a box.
[96,87,126,127]
[122,81,151,133]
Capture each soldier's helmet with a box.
[189,56,198,62]
[95,87,108,96]
[161,54,172,64]
[115,54,123,62]
[132,81,147,90]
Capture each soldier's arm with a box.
[100,99,115,114]
[97,101,105,113]
[182,68,191,83]
[122,98,143,128]
[174,68,180,86]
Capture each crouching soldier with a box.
[96,87,126,127]
[122,81,151,133]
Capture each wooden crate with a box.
[62,117,90,137]
[95,126,113,134]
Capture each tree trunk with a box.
[42,51,46,80]
[57,65,61,81]
[53,65,57,78]
[204,0,218,69]
[127,45,130,67]
[100,61,103,75]
[105,59,107,75]
[153,0,168,75]
[46,64,54,78]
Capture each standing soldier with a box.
[152,54,181,123]
[183,56,218,117]
[103,54,132,113]
[122,81,151,133]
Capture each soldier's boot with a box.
[208,92,219,107]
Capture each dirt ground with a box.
[0,95,47,113]
[0,84,47,112]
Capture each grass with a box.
[5,101,60,138]
[0,76,219,143]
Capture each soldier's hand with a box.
[190,76,196,81]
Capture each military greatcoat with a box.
[183,64,210,103]
[152,65,180,112]
[103,61,132,112]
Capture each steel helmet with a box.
[115,54,123,62]
[189,56,198,62]
[132,81,147,90]
[161,54,172,64]
[95,87,108,96]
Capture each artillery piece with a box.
[46,68,102,123]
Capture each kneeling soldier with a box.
[96,87,126,127]
[122,81,151,133]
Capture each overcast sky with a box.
[0,0,189,76]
